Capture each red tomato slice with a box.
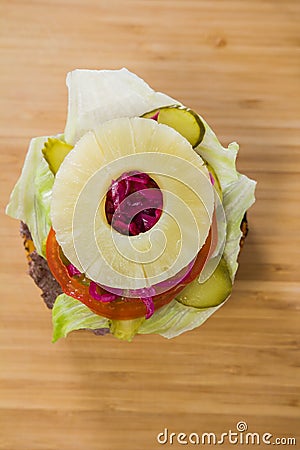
[46,227,212,320]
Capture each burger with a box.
[6,69,256,341]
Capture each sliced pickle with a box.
[142,105,205,147]
[42,138,73,175]
[176,258,232,309]
[109,317,146,342]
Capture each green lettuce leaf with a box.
[222,173,256,279]
[195,117,239,190]
[51,293,218,341]
[64,68,178,145]
[138,299,219,338]
[52,293,109,342]
[6,136,55,256]
[52,293,146,342]
[194,119,256,279]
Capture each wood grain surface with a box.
[0,1,299,449]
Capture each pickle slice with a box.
[142,105,205,147]
[42,138,73,175]
[176,258,232,309]
[109,317,145,341]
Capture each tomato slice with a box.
[46,227,212,320]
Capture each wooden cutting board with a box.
[0,1,299,449]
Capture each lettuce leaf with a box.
[138,299,219,338]
[195,118,239,190]
[51,293,218,341]
[194,119,256,279]
[52,293,109,342]
[64,68,178,145]
[6,136,54,256]
[222,174,256,279]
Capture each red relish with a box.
[105,171,163,236]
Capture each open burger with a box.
[6,69,256,341]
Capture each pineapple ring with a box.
[51,117,214,291]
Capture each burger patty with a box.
[20,214,249,310]
[20,221,62,309]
